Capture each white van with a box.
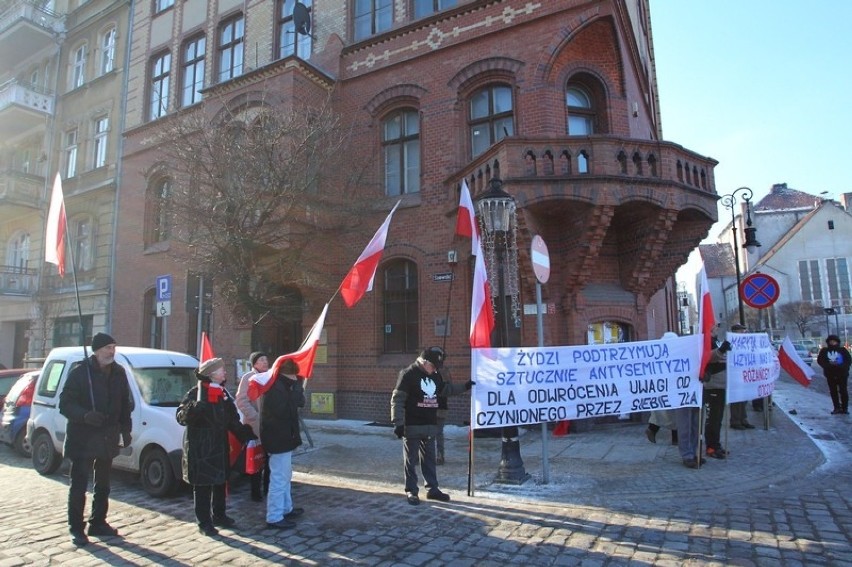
[28,346,199,497]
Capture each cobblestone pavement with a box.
[0,372,849,566]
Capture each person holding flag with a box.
[176,358,256,537]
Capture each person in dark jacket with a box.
[59,332,132,547]
[817,334,851,414]
[260,358,305,529]
[176,358,255,536]
[391,347,472,505]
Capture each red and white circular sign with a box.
[531,235,550,284]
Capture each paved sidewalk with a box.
[0,371,848,566]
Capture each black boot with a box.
[671,430,678,445]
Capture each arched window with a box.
[149,50,171,120]
[145,178,172,246]
[181,35,205,107]
[6,231,30,272]
[382,259,418,353]
[100,27,116,75]
[71,43,87,89]
[469,84,514,158]
[382,108,420,196]
[566,85,594,135]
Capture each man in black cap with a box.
[390,347,473,505]
[817,334,851,414]
[59,332,132,547]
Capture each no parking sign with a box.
[740,273,780,309]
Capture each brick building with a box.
[112,0,718,423]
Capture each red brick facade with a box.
[114,1,718,425]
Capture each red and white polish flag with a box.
[698,265,716,377]
[778,336,814,387]
[248,303,328,401]
[340,201,401,308]
[455,179,479,255]
[45,173,67,277]
[469,230,494,348]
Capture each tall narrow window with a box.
[218,15,244,82]
[826,258,850,306]
[181,35,205,107]
[73,217,94,272]
[145,179,172,245]
[143,289,164,349]
[93,117,108,168]
[382,260,418,353]
[566,85,594,135]
[100,28,116,75]
[149,51,171,120]
[799,259,823,302]
[469,85,514,158]
[7,231,30,272]
[383,109,420,196]
[354,0,392,41]
[64,129,78,178]
[413,0,456,18]
[155,0,174,13]
[277,0,312,59]
[72,45,86,88]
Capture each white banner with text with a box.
[470,334,703,429]
[725,332,780,404]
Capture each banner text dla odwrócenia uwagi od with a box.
[470,335,704,429]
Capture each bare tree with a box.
[778,301,821,337]
[151,87,376,331]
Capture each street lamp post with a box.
[720,187,761,326]
[475,176,529,485]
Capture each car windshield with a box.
[134,367,197,407]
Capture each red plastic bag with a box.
[245,440,265,474]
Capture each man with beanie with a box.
[817,334,851,414]
[176,357,255,536]
[59,332,132,547]
[391,347,473,505]
[236,351,269,501]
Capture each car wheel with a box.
[32,431,61,475]
[13,428,31,458]
[141,447,175,497]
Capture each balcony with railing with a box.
[0,1,64,67]
[0,265,36,295]
[0,167,43,211]
[0,79,54,139]
[456,135,718,202]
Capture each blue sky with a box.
[650,0,852,284]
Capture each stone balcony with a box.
[0,1,64,69]
[454,135,720,301]
[0,265,36,296]
[0,167,44,211]
[0,80,54,140]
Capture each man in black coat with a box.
[817,334,852,414]
[59,332,132,547]
[260,358,305,529]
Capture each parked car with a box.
[0,370,39,457]
[793,344,814,365]
[0,368,29,407]
[27,347,199,497]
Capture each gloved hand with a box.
[465,380,476,390]
[394,425,404,439]
[83,411,105,427]
[719,340,732,353]
[121,431,132,447]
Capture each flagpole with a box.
[55,178,96,409]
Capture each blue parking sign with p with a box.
[156,275,172,301]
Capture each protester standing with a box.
[59,333,132,547]
[817,334,851,414]
[176,358,255,536]
[236,351,270,501]
[391,347,472,505]
[260,359,305,529]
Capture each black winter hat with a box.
[420,346,446,368]
[91,332,116,351]
[249,351,267,366]
[827,334,841,343]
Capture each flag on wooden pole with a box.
[45,173,67,277]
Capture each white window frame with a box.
[100,27,116,75]
[93,116,109,168]
[65,129,78,178]
[72,45,86,89]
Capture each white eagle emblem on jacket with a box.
[420,377,437,399]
